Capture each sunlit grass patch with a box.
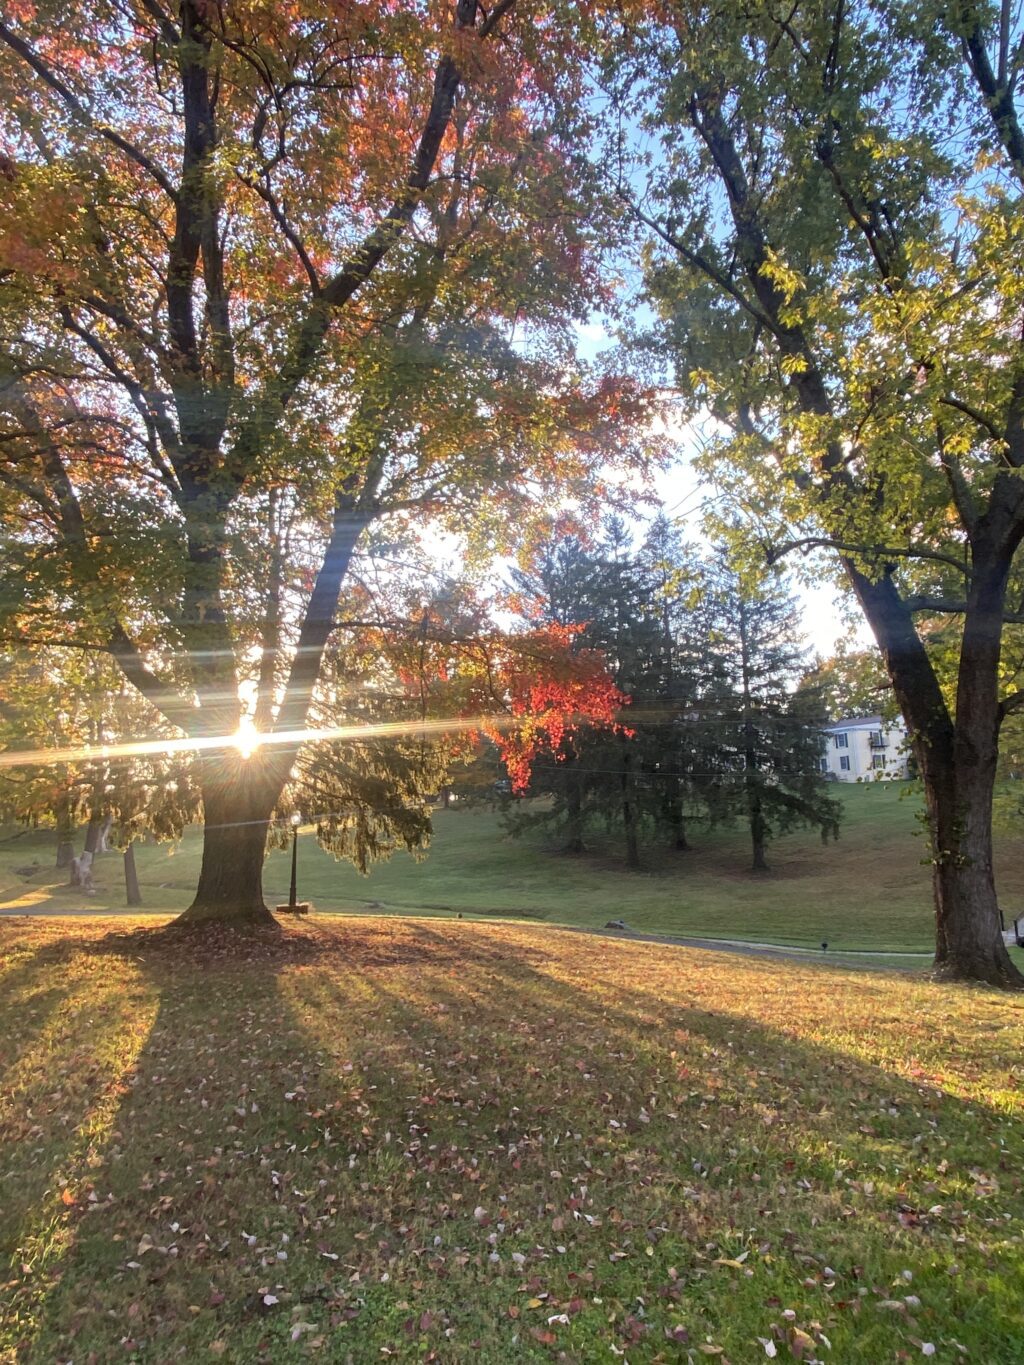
[7,785,1024,961]
[1,916,1022,1362]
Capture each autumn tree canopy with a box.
[0,0,661,922]
[610,0,1024,986]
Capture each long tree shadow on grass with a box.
[2,916,1022,1363]
[273,925,1024,1361]
[0,923,160,1357]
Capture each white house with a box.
[820,714,910,781]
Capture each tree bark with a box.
[738,597,768,873]
[564,763,585,854]
[923,755,1016,985]
[96,812,114,854]
[749,790,769,873]
[849,559,1023,988]
[665,778,690,850]
[124,841,142,906]
[622,748,641,870]
[176,757,280,925]
[55,794,75,868]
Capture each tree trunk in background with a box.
[97,814,114,853]
[55,795,75,869]
[124,842,142,906]
[665,777,690,850]
[738,598,768,873]
[83,815,102,856]
[564,766,585,854]
[622,748,640,870]
[69,813,104,888]
[749,789,769,873]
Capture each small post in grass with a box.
[277,812,310,916]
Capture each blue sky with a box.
[572,320,873,660]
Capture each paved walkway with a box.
[562,923,928,971]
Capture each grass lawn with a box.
[1,915,1022,1363]
[4,783,1024,957]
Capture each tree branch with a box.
[767,536,972,576]
[903,594,1024,623]
[960,11,1024,186]
[107,625,200,735]
[626,196,777,335]
[999,687,1024,722]
[0,21,178,199]
[227,0,506,478]
[939,394,1004,445]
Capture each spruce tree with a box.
[704,557,840,873]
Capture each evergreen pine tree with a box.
[704,556,841,873]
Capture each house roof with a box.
[822,714,899,732]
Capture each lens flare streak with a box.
[0,714,517,770]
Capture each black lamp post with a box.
[276,812,309,917]
[288,811,300,910]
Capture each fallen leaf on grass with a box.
[788,1328,816,1359]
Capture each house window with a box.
[834,732,849,749]
[869,730,885,749]
[839,755,851,771]
[871,753,885,769]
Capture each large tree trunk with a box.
[927,552,1020,987]
[177,758,281,926]
[851,559,1023,988]
[925,757,1016,985]
[171,497,372,931]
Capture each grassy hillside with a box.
[2,915,1022,1363]
[4,782,1024,954]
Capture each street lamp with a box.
[276,812,309,916]
[288,811,300,910]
